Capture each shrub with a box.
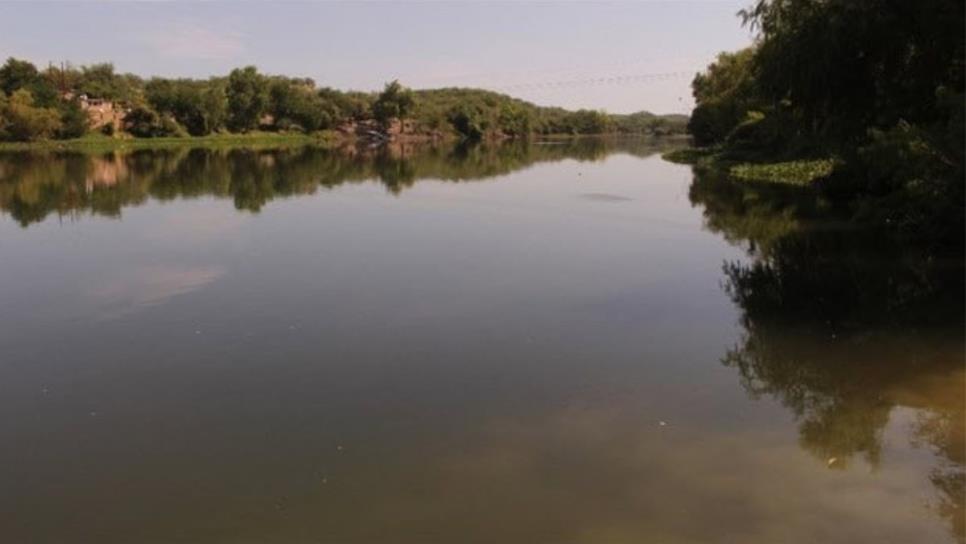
[2,89,62,141]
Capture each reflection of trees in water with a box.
[0,137,673,226]
[690,168,964,540]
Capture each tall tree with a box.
[0,58,40,96]
[226,66,268,132]
[372,80,415,128]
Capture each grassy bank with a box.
[0,130,346,152]
[0,131,685,153]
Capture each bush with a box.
[123,106,185,138]
[57,100,89,139]
[2,89,62,141]
[447,105,486,140]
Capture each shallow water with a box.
[0,140,962,543]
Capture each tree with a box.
[497,103,531,137]
[0,58,58,106]
[687,48,759,146]
[0,58,40,96]
[691,0,965,246]
[226,66,268,132]
[566,109,612,134]
[334,90,373,122]
[372,80,415,128]
[1,89,62,141]
[56,99,89,138]
[268,79,328,131]
[123,105,184,138]
[77,63,139,102]
[739,0,963,146]
[447,104,487,140]
[146,78,227,136]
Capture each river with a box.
[0,139,961,543]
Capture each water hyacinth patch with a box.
[730,159,836,185]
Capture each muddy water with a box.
[0,140,961,543]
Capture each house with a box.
[78,94,127,132]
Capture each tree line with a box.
[0,59,687,143]
[685,0,963,248]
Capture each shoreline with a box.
[0,131,344,152]
[0,131,688,153]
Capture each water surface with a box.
[0,140,962,543]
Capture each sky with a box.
[0,1,753,115]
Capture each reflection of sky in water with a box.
[0,144,960,543]
[87,264,226,320]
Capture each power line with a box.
[491,71,692,92]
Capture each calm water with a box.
[0,140,962,543]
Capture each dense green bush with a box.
[56,99,89,139]
[146,78,228,136]
[226,66,269,132]
[1,89,61,141]
[123,106,185,138]
[372,80,415,128]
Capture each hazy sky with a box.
[0,1,753,114]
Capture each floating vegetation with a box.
[729,159,836,185]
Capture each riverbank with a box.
[0,130,687,153]
[0,131,349,152]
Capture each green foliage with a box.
[372,80,415,127]
[0,58,58,106]
[689,0,965,247]
[146,78,227,136]
[447,104,488,140]
[687,48,759,146]
[226,66,268,132]
[321,89,372,122]
[565,109,612,135]
[269,78,331,131]
[1,89,62,141]
[730,159,835,185]
[0,58,41,96]
[123,106,184,138]
[613,111,688,135]
[0,59,690,143]
[55,99,89,139]
[410,87,684,139]
[497,103,531,136]
[122,106,159,138]
[76,63,140,102]
[743,0,964,145]
[849,121,965,246]
[414,88,515,138]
